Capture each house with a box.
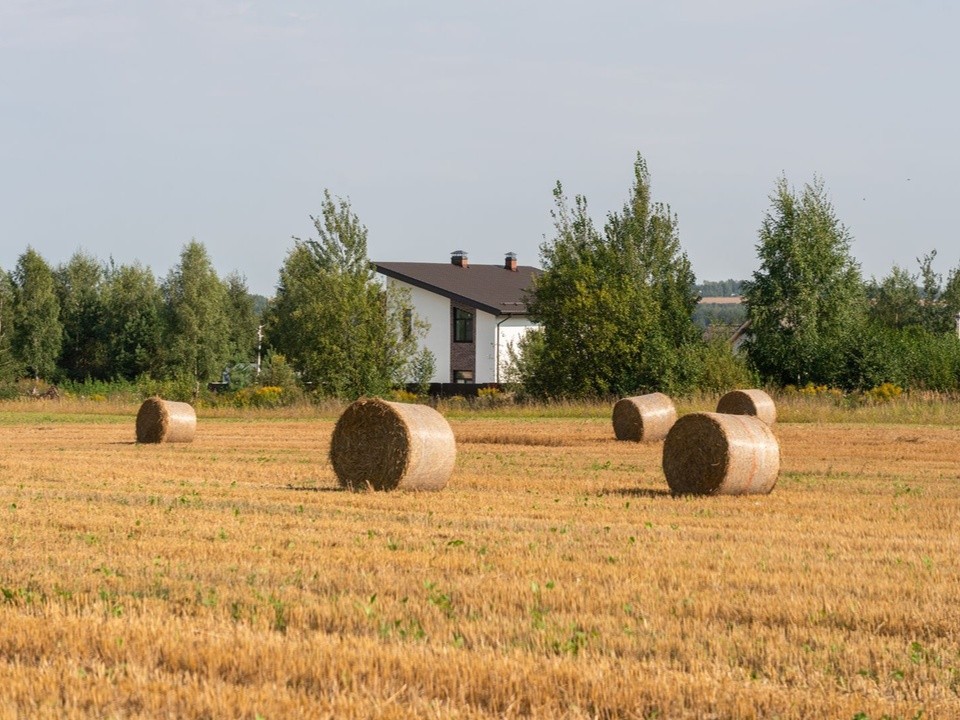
[375,251,540,386]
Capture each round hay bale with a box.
[612,393,677,442]
[330,398,456,491]
[716,388,777,425]
[135,397,197,444]
[662,412,780,495]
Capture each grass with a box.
[0,396,958,717]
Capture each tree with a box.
[224,271,259,365]
[264,191,421,398]
[161,241,232,383]
[12,248,62,380]
[742,176,866,387]
[0,270,16,382]
[867,264,921,330]
[912,250,960,334]
[943,264,960,332]
[520,153,701,397]
[55,251,109,381]
[101,262,165,380]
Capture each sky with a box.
[1,1,957,297]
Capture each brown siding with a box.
[450,302,476,382]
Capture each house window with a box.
[453,370,474,384]
[453,308,474,343]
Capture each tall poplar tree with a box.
[55,251,108,381]
[224,271,259,365]
[161,241,232,383]
[12,248,62,380]
[102,262,165,380]
[742,176,865,387]
[0,270,16,382]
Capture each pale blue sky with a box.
[1,1,956,296]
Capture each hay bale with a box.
[612,393,677,442]
[135,397,197,443]
[330,398,456,491]
[662,412,780,495]
[716,388,777,425]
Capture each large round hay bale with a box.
[716,388,777,425]
[135,397,197,443]
[662,412,779,495]
[330,398,456,491]
[612,393,676,442]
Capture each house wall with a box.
[457,312,538,384]
[495,317,540,382]
[388,279,450,384]
[383,276,540,385]
[474,310,498,383]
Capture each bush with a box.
[257,353,303,402]
[475,387,512,407]
[388,388,421,404]
[867,382,903,403]
[682,340,756,394]
[136,375,200,403]
[846,325,960,391]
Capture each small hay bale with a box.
[716,388,777,425]
[135,397,197,444]
[330,398,456,491]
[662,412,780,495]
[612,392,677,442]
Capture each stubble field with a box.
[0,397,958,719]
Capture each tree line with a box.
[4,153,960,401]
[0,192,425,400]
[0,242,260,390]
[514,155,960,397]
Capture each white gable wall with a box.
[388,279,450,384]
[474,310,497,383]
[496,317,539,382]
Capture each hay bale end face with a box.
[612,393,677,442]
[135,397,197,443]
[662,412,780,495]
[330,398,456,492]
[716,389,777,425]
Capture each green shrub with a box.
[388,388,421,404]
[867,382,903,403]
[683,340,756,394]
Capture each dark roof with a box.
[375,261,540,316]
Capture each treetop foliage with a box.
[264,191,424,399]
[302,190,375,279]
[742,176,866,387]
[519,153,704,398]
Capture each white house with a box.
[375,251,541,385]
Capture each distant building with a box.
[375,252,540,385]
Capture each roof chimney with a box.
[504,252,518,272]
[451,250,469,268]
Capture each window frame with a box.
[453,307,474,343]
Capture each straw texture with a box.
[662,412,780,495]
[716,389,777,426]
[330,398,456,491]
[135,397,197,444]
[612,393,677,442]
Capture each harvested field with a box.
[0,402,958,718]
